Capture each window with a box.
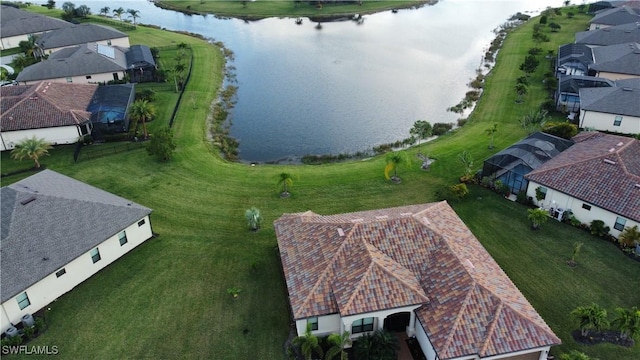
[614,217,626,231]
[613,116,622,126]
[107,40,112,46]
[119,231,128,246]
[307,317,318,331]
[85,75,92,79]
[138,219,146,227]
[90,248,101,263]
[535,186,547,200]
[66,77,72,83]
[55,268,66,278]
[17,292,30,310]
[352,317,374,334]
[582,203,592,211]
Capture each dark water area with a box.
[50,0,564,162]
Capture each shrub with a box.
[432,123,453,136]
[590,220,610,237]
[543,122,578,139]
[450,183,469,200]
[516,191,529,205]
[457,118,468,127]
[136,88,156,102]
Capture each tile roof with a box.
[36,23,127,50]
[525,133,640,222]
[275,202,560,359]
[0,5,71,39]
[1,170,152,302]
[575,22,640,46]
[0,82,96,131]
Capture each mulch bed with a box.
[571,329,635,347]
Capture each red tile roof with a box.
[525,132,640,222]
[275,202,560,359]
[0,82,96,131]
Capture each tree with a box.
[100,6,110,16]
[549,22,561,32]
[619,225,640,248]
[384,151,410,182]
[113,7,125,21]
[325,331,351,360]
[245,207,262,231]
[173,62,187,92]
[514,83,528,103]
[129,100,156,139]
[432,122,452,136]
[571,303,608,337]
[75,4,90,17]
[293,324,323,360]
[450,183,469,200]
[520,109,548,133]
[563,0,571,6]
[485,123,498,149]
[409,120,432,142]
[61,1,76,21]
[146,127,176,161]
[611,307,640,340]
[46,0,56,9]
[527,208,548,230]
[11,137,53,169]
[520,55,540,75]
[18,34,37,60]
[127,9,140,25]
[560,350,594,360]
[458,150,474,176]
[539,15,547,24]
[277,172,294,197]
[569,242,583,266]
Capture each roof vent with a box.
[375,215,388,220]
[622,87,633,91]
[617,142,624,146]
[422,217,431,225]
[400,212,412,216]
[337,228,345,237]
[351,218,363,223]
[20,196,36,205]
[603,159,616,165]
[635,184,640,189]
[609,148,615,152]
[464,259,475,269]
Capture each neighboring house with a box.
[525,132,640,238]
[590,42,640,80]
[557,43,593,77]
[35,23,129,57]
[0,82,95,150]
[0,170,153,330]
[125,45,157,83]
[589,5,640,30]
[575,22,640,47]
[556,75,613,112]
[482,132,574,195]
[275,202,561,360]
[16,43,128,85]
[578,78,640,134]
[0,5,71,50]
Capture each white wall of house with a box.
[483,346,549,360]
[527,181,639,238]
[20,71,126,86]
[0,125,88,151]
[295,313,341,337]
[596,71,640,81]
[415,319,439,360]
[0,215,152,331]
[43,37,130,56]
[1,34,30,50]
[579,110,640,134]
[589,23,613,30]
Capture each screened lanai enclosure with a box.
[87,84,136,136]
[482,132,574,194]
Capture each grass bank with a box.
[2,5,639,360]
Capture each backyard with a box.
[1,4,639,360]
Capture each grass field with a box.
[2,5,639,360]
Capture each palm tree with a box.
[113,7,125,21]
[129,100,156,139]
[293,324,323,360]
[485,123,498,149]
[611,307,640,340]
[514,82,528,103]
[100,6,110,16]
[527,208,548,230]
[11,136,53,168]
[173,62,186,92]
[372,330,399,360]
[325,331,351,360]
[571,303,608,337]
[277,172,294,197]
[619,225,640,248]
[245,207,262,231]
[127,9,140,25]
[384,151,410,183]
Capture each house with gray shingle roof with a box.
[578,79,640,134]
[575,22,640,47]
[589,5,640,30]
[1,170,153,330]
[35,23,129,58]
[0,5,71,50]
[16,43,128,85]
[525,133,639,238]
[590,42,640,80]
[275,202,561,360]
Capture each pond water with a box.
[44,0,565,162]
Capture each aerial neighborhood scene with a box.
[0,0,639,359]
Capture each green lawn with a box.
[2,5,639,360]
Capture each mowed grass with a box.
[2,5,639,360]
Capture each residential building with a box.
[275,202,561,360]
[589,5,640,30]
[0,5,71,50]
[578,79,640,134]
[590,42,640,80]
[35,23,129,57]
[575,22,640,47]
[1,170,153,330]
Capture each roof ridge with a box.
[2,84,38,115]
[479,301,504,356]
[340,249,375,315]
[442,281,477,352]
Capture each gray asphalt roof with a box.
[575,22,640,46]
[16,43,127,82]
[590,5,640,26]
[0,170,152,303]
[0,5,71,38]
[36,24,127,50]
[580,85,640,117]
[591,42,640,75]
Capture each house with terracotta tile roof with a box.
[275,202,561,360]
[525,132,640,238]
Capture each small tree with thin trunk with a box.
[277,172,294,197]
[527,208,548,230]
[11,136,53,169]
[568,241,583,267]
[293,324,323,360]
[325,331,352,360]
[384,151,410,183]
[485,123,498,149]
[146,127,176,161]
[129,99,156,139]
[245,207,262,231]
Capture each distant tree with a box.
[100,6,110,16]
[129,99,156,138]
[549,22,561,32]
[46,0,55,9]
[485,123,498,149]
[432,122,453,136]
[10,136,53,168]
[293,324,323,360]
[146,127,176,161]
[75,4,90,17]
[61,1,75,20]
[409,120,433,142]
[567,11,575,18]
[527,208,548,230]
[611,306,640,341]
[277,172,294,197]
[325,331,351,360]
[113,7,125,21]
[384,151,410,182]
[539,15,548,24]
[520,55,540,75]
[18,34,37,59]
[563,0,571,6]
[127,8,140,25]
[244,207,262,231]
[571,303,608,336]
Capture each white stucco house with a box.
[275,202,561,360]
[578,79,640,134]
[0,5,71,50]
[35,23,129,57]
[525,132,640,239]
[0,170,153,331]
